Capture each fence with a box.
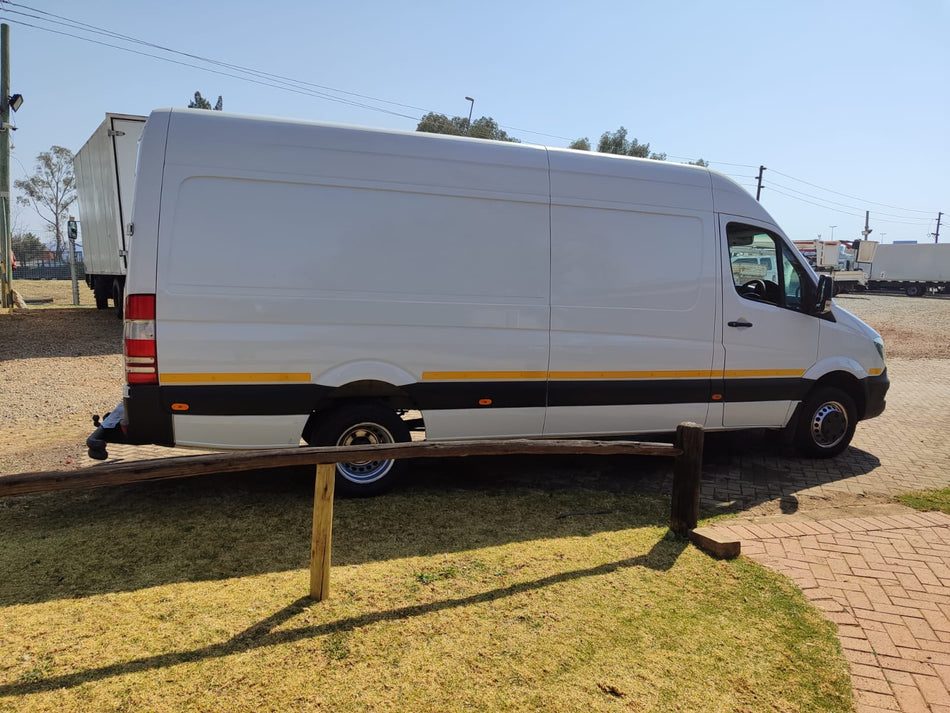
[11,242,85,280]
[0,423,735,601]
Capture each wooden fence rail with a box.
[0,424,712,600]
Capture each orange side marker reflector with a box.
[478,398,493,406]
[171,403,190,411]
[712,394,723,401]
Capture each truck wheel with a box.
[306,402,411,497]
[112,279,124,318]
[93,277,110,309]
[905,284,923,297]
[793,387,856,458]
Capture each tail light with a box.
[124,294,157,385]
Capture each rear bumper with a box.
[862,369,889,420]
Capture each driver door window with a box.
[727,223,808,312]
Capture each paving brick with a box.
[890,683,931,712]
[855,688,901,711]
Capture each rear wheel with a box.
[306,402,411,497]
[112,278,124,318]
[93,277,110,309]
[793,387,856,458]
[905,284,923,297]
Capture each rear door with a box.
[720,216,818,427]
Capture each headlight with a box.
[874,337,886,362]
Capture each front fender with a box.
[802,356,873,382]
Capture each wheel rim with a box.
[810,400,849,449]
[335,421,396,484]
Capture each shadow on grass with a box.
[0,454,674,606]
[0,426,885,607]
[0,531,688,698]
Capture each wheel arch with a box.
[303,379,420,442]
[809,370,867,420]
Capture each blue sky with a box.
[2,0,947,244]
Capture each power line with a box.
[0,10,424,120]
[768,168,934,215]
[765,186,937,227]
[764,179,935,222]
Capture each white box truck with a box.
[74,113,147,313]
[864,243,950,296]
[88,109,889,494]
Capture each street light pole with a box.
[829,225,837,241]
[464,96,474,129]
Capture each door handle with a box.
[728,320,753,328]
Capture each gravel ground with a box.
[2,279,949,475]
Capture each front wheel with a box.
[306,402,411,497]
[905,284,923,297]
[793,387,856,458]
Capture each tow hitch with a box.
[87,403,126,460]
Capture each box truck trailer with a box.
[863,243,950,296]
[73,114,147,313]
[88,109,889,495]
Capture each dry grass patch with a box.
[0,471,850,712]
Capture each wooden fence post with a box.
[309,464,336,600]
[670,422,704,536]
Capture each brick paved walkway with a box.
[697,359,950,712]
[710,508,950,712]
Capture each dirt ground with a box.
[2,279,949,475]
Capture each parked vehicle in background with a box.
[861,243,950,297]
[793,239,877,294]
[88,109,889,495]
[74,114,147,315]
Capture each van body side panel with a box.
[153,111,550,447]
[544,151,717,435]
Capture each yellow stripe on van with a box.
[160,372,311,384]
[548,370,718,380]
[422,371,548,381]
[723,369,806,378]
[422,369,804,381]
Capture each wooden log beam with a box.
[669,423,704,536]
[0,438,681,498]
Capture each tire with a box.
[93,277,110,309]
[112,278,124,318]
[905,284,923,297]
[793,387,856,458]
[305,402,411,497]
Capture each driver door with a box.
[720,216,819,427]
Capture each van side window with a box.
[727,223,809,312]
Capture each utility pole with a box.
[755,165,766,201]
[934,212,943,244]
[861,211,872,240]
[0,23,11,310]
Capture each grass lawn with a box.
[897,487,950,514]
[0,458,852,712]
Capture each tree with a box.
[595,126,663,159]
[11,231,45,265]
[568,137,591,151]
[416,113,519,142]
[188,91,223,110]
[689,158,709,167]
[14,146,76,261]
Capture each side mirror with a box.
[814,274,834,315]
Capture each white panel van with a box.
[88,109,889,495]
